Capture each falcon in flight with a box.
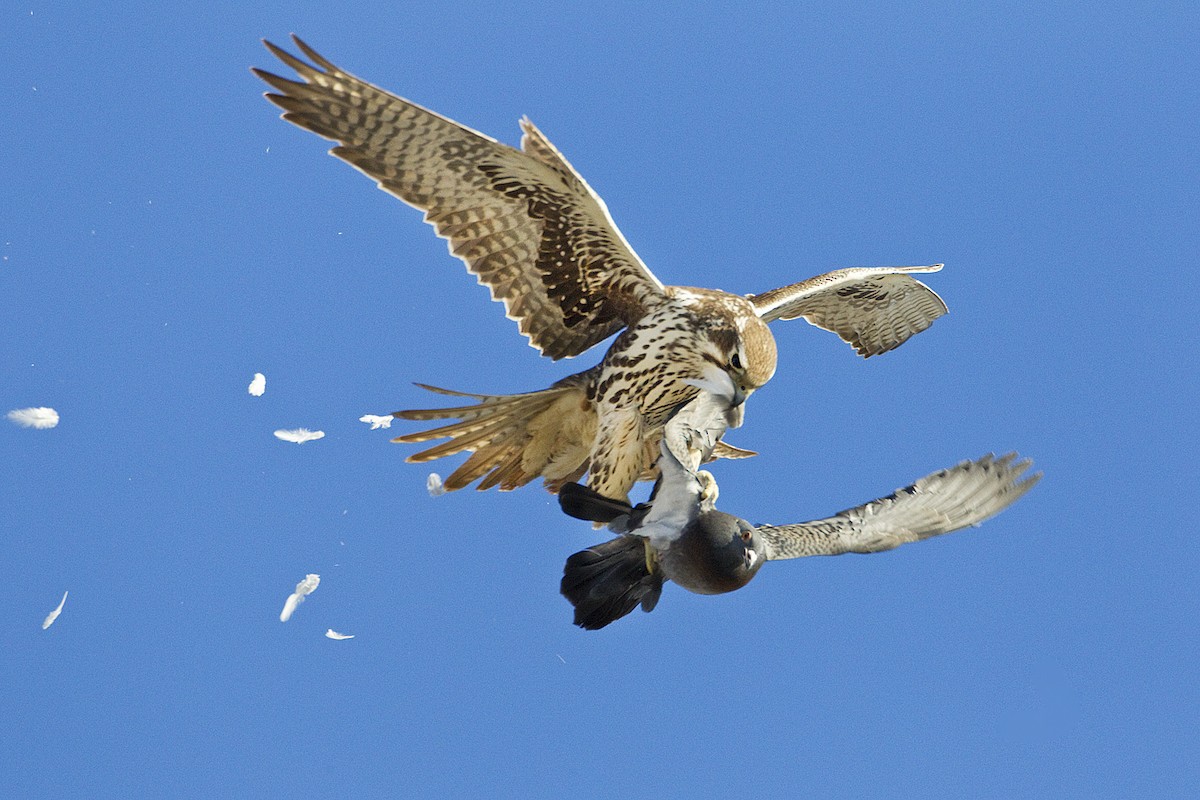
[254,36,948,502]
[559,438,1041,629]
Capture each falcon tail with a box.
[390,370,599,493]
[561,537,664,630]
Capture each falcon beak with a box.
[684,364,740,404]
[725,402,745,429]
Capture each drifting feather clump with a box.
[280,574,320,622]
[359,414,392,430]
[8,407,59,429]
[248,373,266,396]
[274,428,324,444]
[42,591,68,630]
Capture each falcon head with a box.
[736,314,778,392]
[696,313,778,409]
[659,511,766,595]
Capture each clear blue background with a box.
[4,2,1197,797]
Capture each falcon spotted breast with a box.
[254,36,948,502]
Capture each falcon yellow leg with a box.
[643,539,658,574]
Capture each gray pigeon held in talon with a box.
[559,440,1041,630]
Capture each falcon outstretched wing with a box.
[749,264,948,357]
[254,36,666,360]
[757,453,1040,560]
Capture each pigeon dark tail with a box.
[558,482,634,523]
[560,537,664,630]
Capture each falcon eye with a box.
[730,353,743,370]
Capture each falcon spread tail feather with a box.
[395,369,758,496]
[392,372,598,492]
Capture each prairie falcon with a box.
[254,36,948,502]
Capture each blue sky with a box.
[3,2,1197,797]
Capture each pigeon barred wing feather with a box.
[757,453,1041,560]
[750,264,948,357]
[254,37,666,360]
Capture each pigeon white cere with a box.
[8,407,59,429]
[248,372,266,396]
[325,629,355,640]
[42,590,68,630]
[279,574,320,622]
[359,414,393,430]
[273,428,325,444]
[426,473,447,497]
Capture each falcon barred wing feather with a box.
[750,264,948,357]
[757,453,1041,560]
[254,36,666,360]
[709,440,757,461]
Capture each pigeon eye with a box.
[730,353,743,370]
[740,529,752,542]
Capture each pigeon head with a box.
[659,510,766,595]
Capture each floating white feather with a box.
[8,407,59,429]
[359,414,393,430]
[248,372,266,396]
[274,428,325,444]
[42,590,68,630]
[325,629,355,640]
[427,472,447,497]
[280,574,320,622]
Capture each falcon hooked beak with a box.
[685,364,746,408]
